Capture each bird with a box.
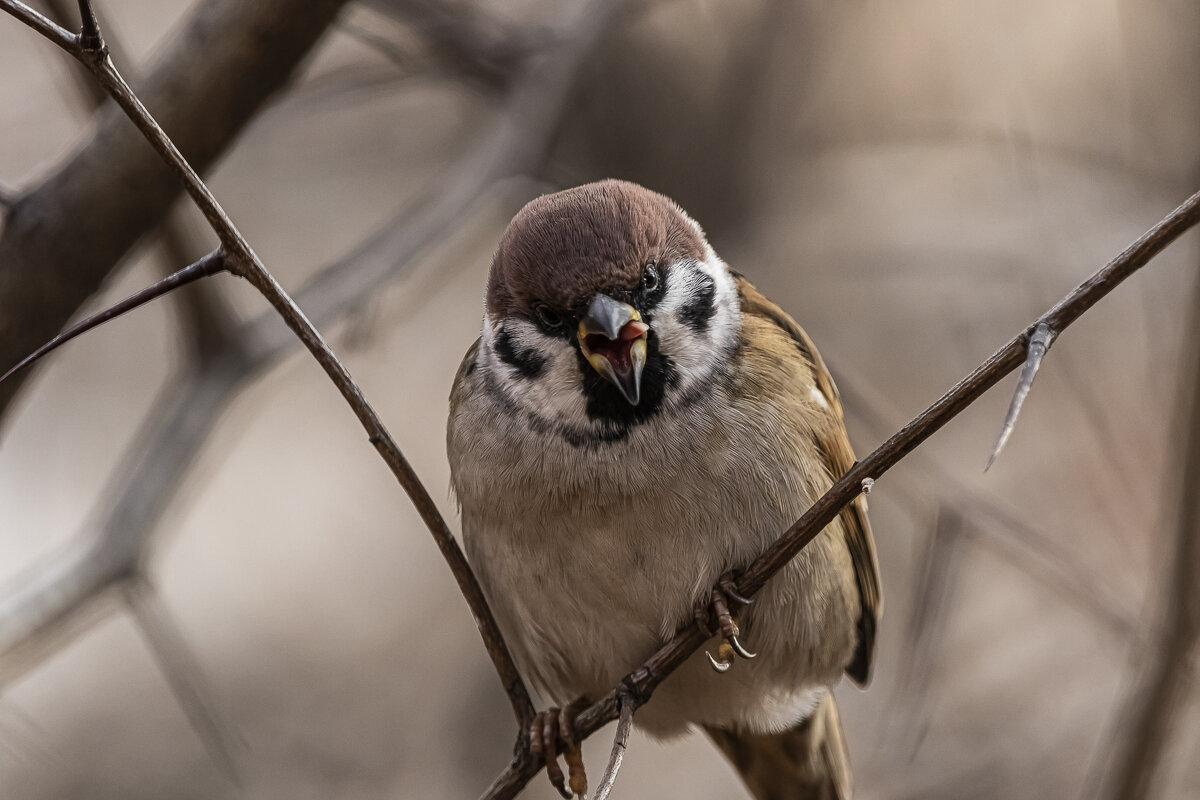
[447,179,881,800]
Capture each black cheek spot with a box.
[678,274,716,334]
[493,327,546,379]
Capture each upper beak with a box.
[577,294,649,405]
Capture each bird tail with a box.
[703,691,852,800]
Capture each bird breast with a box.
[448,356,860,737]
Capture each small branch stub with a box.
[986,321,1056,471]
[591,691,634,800]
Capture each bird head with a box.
[479,180,740,438]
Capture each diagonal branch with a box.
[0,0,620,731]
[0,251,227,384]
[0,0,351,420]
[480,187,1200,799]
[2,0,537,726]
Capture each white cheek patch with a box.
[481,315,590,425]
[651,250,740,399]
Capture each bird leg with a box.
[529,701,588,799]
[695,572,757,673]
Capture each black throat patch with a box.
[576,329,677,427]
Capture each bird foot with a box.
[695,572,757,673]
[529,703,587,799]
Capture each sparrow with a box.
[447,180,881,800]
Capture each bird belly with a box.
[456,408,861,738]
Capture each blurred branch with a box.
[884,503,968,755]
[360,0,547,91]
[122,578,242,781]
[0,0,621,735]
[0,0,350,420]
[482,186,1200,799]
[1096,273,1200,800]
[832,358,1137,639]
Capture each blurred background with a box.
[1,0,1199,798]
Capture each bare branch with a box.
[481,187,1200,799]
[122,579,242,783]
[832,357,1136,639]
[0,0,75,51]
[0,0,350,419]
[986,321,1056,470]
[362,0,546,90]
[36,0,241,360]
[0,250,226,384]
[0,0,615,737]
[6,0,537,720]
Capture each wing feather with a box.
[733,273,882,686]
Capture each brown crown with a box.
[486,180,706,319]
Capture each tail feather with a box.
[704,692,852,800]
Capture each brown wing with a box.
[734,272,882,686]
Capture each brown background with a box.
[1,1,1199,798]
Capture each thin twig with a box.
[591,691,634,800]
[39,0,235,360]
[480,187,1200,799]
[0,250,226,384]
[986,321,1056,470]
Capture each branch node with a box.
[985,321,1056,471]
[75,0,103,52]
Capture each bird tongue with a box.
[585,320,646,374]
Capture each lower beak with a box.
[578,294,649,406]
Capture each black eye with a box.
[642,261,660,291]
[534,304,563,329]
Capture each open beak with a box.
[577,294,649,405]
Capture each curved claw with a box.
[722,583,753,606]
[730,635,757,659]
[706,650,732,673]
